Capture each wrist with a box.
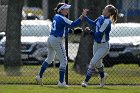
[79,15,83,20]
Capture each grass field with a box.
[0,63,140,93]
[0,63,140,85]
[0,85,140,93]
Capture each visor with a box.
[57,4,71,13]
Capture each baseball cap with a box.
[57,4,71,12]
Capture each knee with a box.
[88,64,99,75]
[88,63,96,69]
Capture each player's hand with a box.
[82,9,89,16]
[79,9,89,20]
[84,27,91,32]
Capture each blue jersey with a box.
[50,14,81,37]
[84,15,111,43]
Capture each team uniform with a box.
[46,14,81,72]
[82,15,111,87]
[36,12,82,86]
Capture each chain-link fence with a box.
[0,0,140,85]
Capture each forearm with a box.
[70,18,82,28]
[84,16,96,26]
[69,14,85,28]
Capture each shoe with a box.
[57,81,69,87]
[35,75,43,86]
[81,81,88,87]
[100,73,109,87]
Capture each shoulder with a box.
[99,15,111,25]
[58,14,73,25]
[54,14,64,20]
[55,14,67,21]
[53,14,74,26]
[97,15,104,21]
[97,15,104,24]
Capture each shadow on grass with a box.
[93,86,117,90]
[40,85,69,89]
[41,85,117,91]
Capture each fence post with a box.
[65,0,68,85]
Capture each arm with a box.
[69,9,88,27]
[62,17,82,28]
[64,9,88,28]
[69,18,82,28]
[84,16,97,26]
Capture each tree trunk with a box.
[73,0,107,74]
[73,30,93,74]
[4,0,23,76]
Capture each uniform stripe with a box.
[99,19,110,32]
[62,17,73,25]
[56,14,73,25]
[101,34,106,42]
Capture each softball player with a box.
[81,5,118,87]
[36,2,87,87]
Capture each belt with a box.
[50,34,63,38]
[96,41,106,44]
[54,35,58,37]
[50,34,58,37]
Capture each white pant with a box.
[45,35,67,69]
[89,41,110,68]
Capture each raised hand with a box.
[82,9,89,16]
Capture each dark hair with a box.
[107,5,118,24]
[54,3,65,13]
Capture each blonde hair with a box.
[106,5,118,24]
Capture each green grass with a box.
[0,85,140,93]
[0,63,140,85]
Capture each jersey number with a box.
[52,20,56,31]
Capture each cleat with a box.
[35,76,43,86]
[57,81,69,87]
[81,81,88,87]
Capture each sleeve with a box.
[70,18,81,28]
[62,17,81,28]
[84,16,97,26]
[99,19,110,32]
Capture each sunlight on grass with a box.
[0,63,140,85]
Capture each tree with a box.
[73,0,107,74]
[73,29,94,74]
[4,0,24,76]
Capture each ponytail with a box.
[111,8,118,24]
[107,5,118,24]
